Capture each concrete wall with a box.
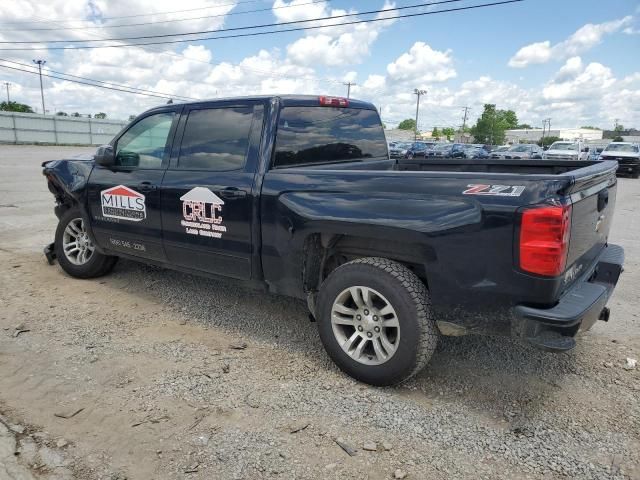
[505,128,604,143]
[0,111,127,146]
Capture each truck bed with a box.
[396,157,602,175]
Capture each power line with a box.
[0,63,200,101]
[2,0,330,32]
[0,0,472,44]
[0,0,525,50]
[0,58,197,101]
[0,0,275,25]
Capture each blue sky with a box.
[0,0,638,129]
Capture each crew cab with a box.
[599,142,640,178]
[42,95,624,386]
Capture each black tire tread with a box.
[343,257,437,381]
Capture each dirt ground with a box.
[0,145,638,480]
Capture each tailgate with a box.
[564,162,617,284]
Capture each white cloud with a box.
[508,16,633,68]
[386,42,456,84]
[284,1,397,67]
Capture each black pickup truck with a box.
[43,95,624,386]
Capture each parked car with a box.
[492,145,510,154]
[588,146,606,161]
[493,144,543,159]
[428,143,466,158]
[43,94,624,386]
[462,145,489,159]
[405,141,437,159]
[599,142,640,178]
[388,142,412,159]
[543,141,590,161]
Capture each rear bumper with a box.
[513,244,624,352]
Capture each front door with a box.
[160,103,264,279]
[87,109,179,261]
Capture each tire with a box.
[316,257,438,386]
[54,206,118,279]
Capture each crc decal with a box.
[463,184,525,197]
[101,185,146,221]
[180,187,227,239]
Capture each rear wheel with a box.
[316,257,438,386]
[54,207,117,279]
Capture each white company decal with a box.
[101,185,146,221]
[180,187,227,239]
[463,184,525,197]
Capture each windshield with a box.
[549,142,577,151]
[604,143,639,153]
[434,144,451,151]
[508,145,530,152]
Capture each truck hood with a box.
[545,149,579,156]
[600,151,640,158]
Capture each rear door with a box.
[87,108,179,261]
[160,102,265,279]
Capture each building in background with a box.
[505,127,603,144]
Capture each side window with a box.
[115,112,175,169]
[177,107,254,171]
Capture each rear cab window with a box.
[274,106,388,168]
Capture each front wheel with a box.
[316,257,438,386]
[54,207,118,279]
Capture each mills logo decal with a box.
[180,187,227,239]
[101,185,146,221]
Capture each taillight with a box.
[519,204,572,277]
[319,96,349,107]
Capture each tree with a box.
[398,119,417,131]
[516,123,532,129]
[580,126,600,130]
[432,127,441,139]
[613,135,624,142]
[94,112,107,119]
[537,135,561,148]
[0,101,34,113]
[614,124,625,134]
[469,104,518,145]
[71,112,81,117]
[56,111,68,116]
[441,127,455,140]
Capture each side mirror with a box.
[94,145,115,167]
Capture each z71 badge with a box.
[463,184,525,197]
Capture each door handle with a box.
[137,181,157,192]
[219,188,247,199]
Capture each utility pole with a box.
[461,106,470,142]
[33,59,46,115]
[414,88,427,141]
[3,82,9,104]
[343,82,356,98]
[541,118,551,147]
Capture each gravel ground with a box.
[0,144,639,480]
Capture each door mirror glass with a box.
[94,145,115,167]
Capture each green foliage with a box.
[94,112,107,119]
[0,101,34,113]
[516,124,532,129]
[612,135,624,142]
[614,124,624,133]
[398,118,417,131]
[537,136,562,148]
[441,127,455,140]
[432,127,440,139]
[55,111,68,116]
[71,112,81,117]
[580,126,600,130]
[469,104,518,145]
